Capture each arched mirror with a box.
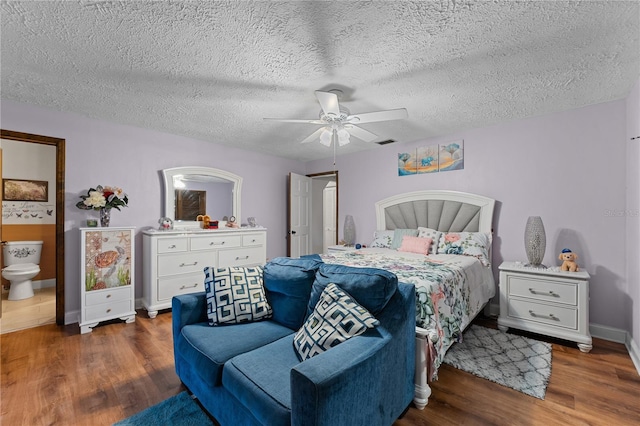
[162,166,242,229]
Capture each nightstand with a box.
[327,245,357,253]
[497,261,592,352]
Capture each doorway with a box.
[287,171,338,257]
[0,129,65,329]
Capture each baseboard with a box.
[65,309,80,325]
[589,323,627,344]
[32,278,56,290]
[627,334,640,376]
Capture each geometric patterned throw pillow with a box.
[293,283,379,361]
[204,266,272,326]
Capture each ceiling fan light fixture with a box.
[319,128,333,147]
[337,128,350,146]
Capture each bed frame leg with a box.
[414,333,431,409]
[413,383,431,410]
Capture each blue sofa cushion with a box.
[204,266,272,325]
[294,283,379,361]
[177,320,293,387]
[223,335,300,426]
[263,256,323,330]
[308,263,398,316]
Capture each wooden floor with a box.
[1,287,56,334]
[1,312,638,426]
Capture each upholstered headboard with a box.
[375,190,495,233]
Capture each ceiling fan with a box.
[264,90,408,147]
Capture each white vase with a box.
[524,216,546,268]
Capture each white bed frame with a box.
[374,190,496,410]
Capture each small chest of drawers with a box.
[79,227,136,334]
[497,261,592,352]
[142,228,267,318]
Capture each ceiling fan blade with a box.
[264,118,325,124]
[348,108,408,124]
[315,91,341,117]
[300,127,326,144]
[344,124,378,142]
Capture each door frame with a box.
[1,129,65,325]
[287,170,338,256]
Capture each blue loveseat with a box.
[172,257,415,426]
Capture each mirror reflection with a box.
[162,167,242,229]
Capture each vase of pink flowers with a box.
[76,185,128,227]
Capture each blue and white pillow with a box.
[293,283,379,361]
[204,266,272,326]
[391,228,419,250]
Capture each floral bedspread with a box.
[320,249,486,380]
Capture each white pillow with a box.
[370,230,394,248]
[417,227,442,254]
[437,232,492,266]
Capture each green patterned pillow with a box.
[204,266,272,326]
[293,283,379,361]
[391,228,419,249]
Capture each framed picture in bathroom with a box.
[2,178,49,202]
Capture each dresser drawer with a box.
[191,235,242,251]
[242,233,265,247]
[157,237,188,253]
[219,247,265,267]
[157,273,205,301]
[84,299,132,322]
[507,275,577,306]
[508,299,577,330]
[85,286,131,306]
[158,251,216,277]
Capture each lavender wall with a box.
[626,77,640,348]
[307,99,630,331]
[1,100,305,321]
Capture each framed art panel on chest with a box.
[79,226,136,334]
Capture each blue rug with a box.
[114,391,214,426]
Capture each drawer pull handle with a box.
[528,288,559,297]
[251,239,256,243]
[179,262,198,267]
[180,283,199,290]
[236,256,250,260]
[529,310,558,320]
[106,294,111,298]
[106,308,112,313]
[210,241,225,246]
[168,244,176,249]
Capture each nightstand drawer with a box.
[508,299,577,329]
[507,275,577,306]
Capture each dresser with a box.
[497,261,592,352]
[142,228,267,318]
[79,227,136,334]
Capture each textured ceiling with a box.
[1,1,638,162]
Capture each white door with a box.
[322,183,337,253]
[288,172,312,257]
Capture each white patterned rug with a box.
[443,325,552,399]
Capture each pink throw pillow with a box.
[398,236,432,255]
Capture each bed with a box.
[319,190,496,409]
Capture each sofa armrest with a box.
[172,292,208,333]
[290,331,391,426]
[290,283,414,426]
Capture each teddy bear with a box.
[559,248,579,272]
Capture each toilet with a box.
[2,241,43,301]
